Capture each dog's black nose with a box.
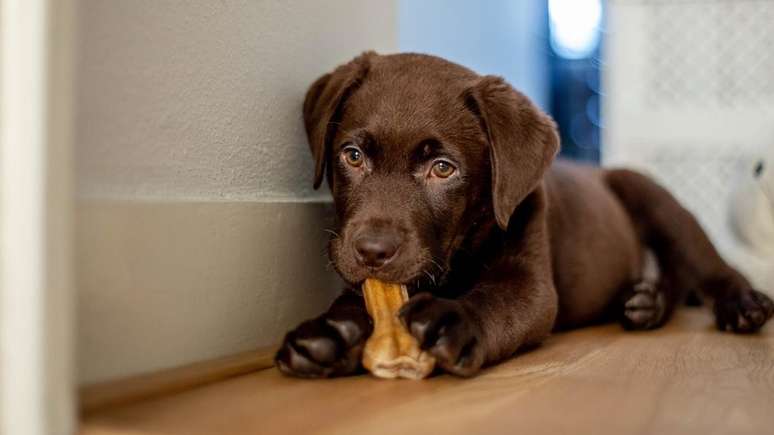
[354,233,400,268]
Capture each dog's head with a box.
[304,52,558,286]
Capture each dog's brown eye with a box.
[342,147,364,167]
[430,160,456,178]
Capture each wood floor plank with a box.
[80,309,774,435]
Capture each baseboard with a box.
[79,346,276,415]
[77,199,341,384]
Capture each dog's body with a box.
[545,161,642,328]
[276,52,773,377]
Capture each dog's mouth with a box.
[330,242,447,290]
[335,261,441,288]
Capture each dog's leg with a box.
[618,250,676,330]
[275,290,372,378]
[619,280,668,330]
[399,189,558,376]
[606,169,774,333]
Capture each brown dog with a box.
[275,52,774,377]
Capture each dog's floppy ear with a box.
[303,52,373,189]
[465,76,560,229]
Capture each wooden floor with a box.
[81,309,774,435]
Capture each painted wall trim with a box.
[1,0,76,434]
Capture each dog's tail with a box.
[604,168,748,303]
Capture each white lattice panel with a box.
[647,0,774,109]
[627,147,756,253]
[603,0,774,289]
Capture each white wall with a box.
[78,0,396,200]
[76,0,397,384]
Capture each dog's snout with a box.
[353,232,400,269]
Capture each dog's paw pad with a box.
[275,313,371,378]
[621,281,667,330]
[714,289,774,333]
[398,293,485,377]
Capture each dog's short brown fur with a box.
[276,52,774,377]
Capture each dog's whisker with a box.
[428,257,446,274]
[322,228,341,239]
[423,270,437,286]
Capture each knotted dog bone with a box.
[361,279,436,379]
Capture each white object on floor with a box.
[730,146,774,292]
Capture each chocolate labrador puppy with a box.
[275,52,774,377]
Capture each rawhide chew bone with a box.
[362,278,436,379]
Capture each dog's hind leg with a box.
[617,250,678,330]
[619,280,668,330]
[605,169,774,333]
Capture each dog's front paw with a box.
[714,288,774,333]
[398,293,485,377]
[275,312,372,378]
